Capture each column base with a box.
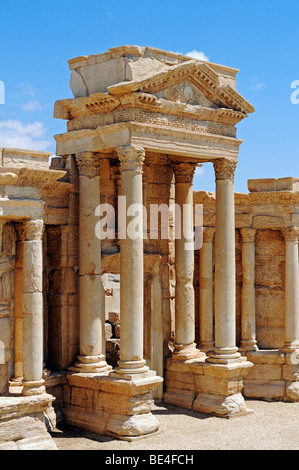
[63,370,163,440]
[206,347,242,364]
[198,342,214,353]
[69,355,112,374]
[239,340,259,353]
[22,379,46,396]
[172,343,205,361]
[9,376,23,388]
[280,342,299,354]
[110,360,150,380]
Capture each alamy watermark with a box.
[95,197,203,251]
[0,81,4,104]
[290,80,299,104]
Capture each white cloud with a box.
[20,83,39,97]
[185,50,209,62]
[250,78,265,91]
[195,166,204,177]
[19,100,46,112]
[0,119,52,151]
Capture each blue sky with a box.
[0,0,298,192]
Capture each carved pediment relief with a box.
[107,60,254,115]
[154,81,217,108]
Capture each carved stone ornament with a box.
[75,152,101,178]
[16,219,44,241]
[282,227,299,243]
[202,227,215,243]
[116,146,145,173]
[173,163,199,184]
[240,228,256,244]
[213,159,237,182]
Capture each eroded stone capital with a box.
[213,159,237,182]
[282,227,299,243]
[240,227,256,244]
[75,152,101,178]
[202,226,215,243]
[116,145,145,173]
[173,162,199,184]
[16,219,44,241]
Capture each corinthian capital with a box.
[16,219,44,241]
[282,227,299,243]
[75,152,101,178]
[240,228,256,244]
[173,162,199,184]
[116,146,145,173]
[213,159,237,182]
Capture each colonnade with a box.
[10,150,299,397]
[198,202,299,356]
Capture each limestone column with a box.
[172,162,199,360]
[22,220,46,396]
[208,159,241,363]
[239,228,258,352]
[281,227,299,352]
[199,227,215,352]
[112,145,149,377]
[12,224,24,383]
[74,152,111,372]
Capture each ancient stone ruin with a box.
[0,46,298,449]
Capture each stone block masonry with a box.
[0,46,298,448]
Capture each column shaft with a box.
[13,228,24,382]
[172,163,200,360]
[281,228,299,351]
[239,228,258,352]
[199,227,215,352]
[74,153,110,372]
[113,145,149,376]
[209,159,240,363]
[21,220,46,395]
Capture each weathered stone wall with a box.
[44,155,80,370]
[255,229,285,348]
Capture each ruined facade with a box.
[0,46,298,449]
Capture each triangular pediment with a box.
[107,60,254,115]
[154,80,217,108]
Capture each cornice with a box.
[54,91,247,128]
[107,61,254,114]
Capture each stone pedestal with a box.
[0,394,57,450]
[193,360,253,417]
[164,356,252,418]
[63,372,163,440]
